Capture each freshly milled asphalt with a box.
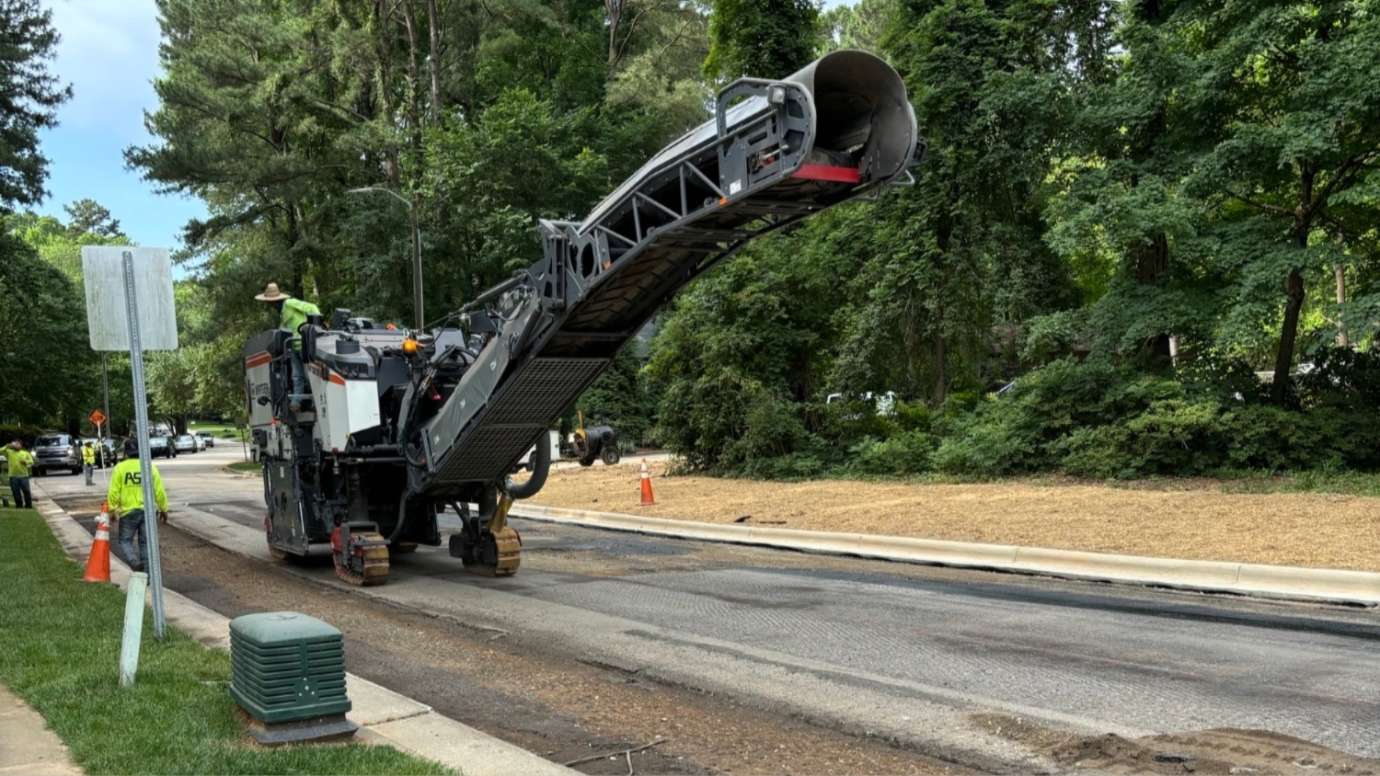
[41,447,1380,768]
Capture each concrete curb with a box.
[511,503,1380,607]
[32,495,573,776]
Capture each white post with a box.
[121,250,167,639]
[119,571,148,687]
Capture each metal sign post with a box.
[121,250,168,639]
[82,246,179,666]
[89,410,107,469]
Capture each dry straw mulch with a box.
[532,461,1380,571]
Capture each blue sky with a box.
[34,0,854,253]
[35,0,205,251]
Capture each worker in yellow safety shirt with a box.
[254,282,321,410]
[4,440,35,509]
[107,438,169,572]
[82,442,97,486]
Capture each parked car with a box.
[33,433,82,476]
[195,431,216,448]
[174,434,200,454]
[148,435,175,459]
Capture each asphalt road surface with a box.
[38,447,1380,774]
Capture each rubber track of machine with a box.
[492,527,521,576]
[335,530,391,586]
[463,527,522,577]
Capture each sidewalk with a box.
[0,683,81,776]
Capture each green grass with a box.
[228,460,262,473]
[186,421,245,439]
[0,508,449,775]
[1212,469,1380,497]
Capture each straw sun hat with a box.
[254,282,290,302]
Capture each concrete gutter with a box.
[34,496,573,776]
[511,504,1380,607]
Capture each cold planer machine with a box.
[244,50,920,585]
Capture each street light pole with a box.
[409,200,423,329]
[348,185,424,329]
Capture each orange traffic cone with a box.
[83,503,112,583]
[639,460,655,506]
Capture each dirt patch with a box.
[973,713,1380,775]
[532,463,1380,570]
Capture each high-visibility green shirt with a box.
[3,449,33,479]
[107,459,169,516]
[279,297,321,344]
[82,446,96,465]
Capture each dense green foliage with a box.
[648,0,1380,479]
[0,230,94,427]
[0,508,448,775]
[4,0,1380,480]
[0,210,138,435]
[0,0,69,208]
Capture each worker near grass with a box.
[107,438,169,572]
[82,441,97,486]
[254,282,320,410]
[4,440,35,509]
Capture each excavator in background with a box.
[244,50,920,585]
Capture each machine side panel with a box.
[346,379,382,436]
[245,352,274,429]
[307,367,335,451]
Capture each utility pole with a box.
[348,186,424,329]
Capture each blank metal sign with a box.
[81,246,179,352]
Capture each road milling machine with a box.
[244,50,920,585]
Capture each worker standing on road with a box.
[3,440,34,509]
[82,441,97,486]
[254,282,320,410]
[107,438,169,572]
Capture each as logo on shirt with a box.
[122,471,142,486]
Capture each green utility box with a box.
[229,612,357,744]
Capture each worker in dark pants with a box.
[4,440,34,509]
[254,282,321,411]
[82,441,97,486]
[107,438,169,572]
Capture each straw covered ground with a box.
[531,461,1380,571]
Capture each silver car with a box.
[148,435,175,459]
[33,434,82,476]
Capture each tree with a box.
[0,228,95,427]
[841,0,1091,402]
[1042,0,1202,365]
[1178,0,1380,403]
[820,0,896,53]
[63,199,124,239]
[703,0,818,79]
[0,0,70,210]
